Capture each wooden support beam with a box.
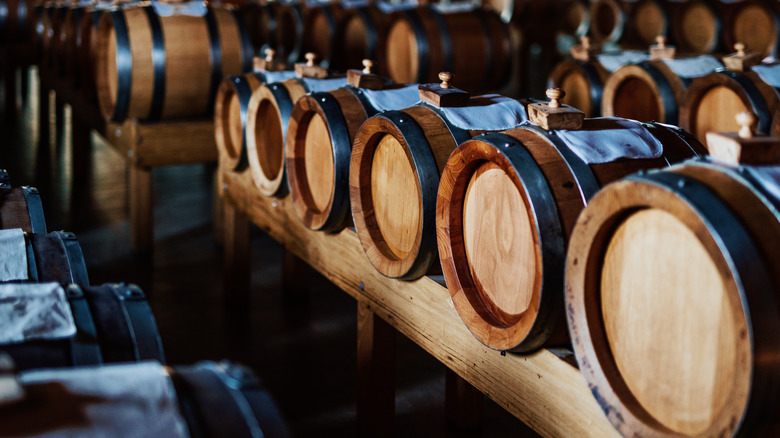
[223,199,250,310]
[129,165,153,254]
[357,300,395,438]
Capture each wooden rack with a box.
[218,161,620,438]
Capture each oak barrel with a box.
[378,6,512,92]
[721,0,780,58]
[39,1,69,70]
[680,68,780,143]
[95,3,253,122]
[588,0,624,45]
[602,55,723,125]
[23,230,90,287]
[669,0,721,54]
[436,118,705,352]
[553,0,589,56]
[275,2,305,65]
[350,93,528,279]
[548,58,609,118]
[566,157,780,436]
[286,83,420,232]
[623,0,668,49]
[0,185,46,233]
[239,0,279,53]
[300,1,348,70]
[1,360,289,438]
[0,283,165,370]
[244,76,347,197]
[0,0,35,43]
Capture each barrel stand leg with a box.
[223,199,250,310]
[445,369,485,431]
[357,301,395,438]
[129,164,153,254]
[20,65,29,105]
[212,169,224,246]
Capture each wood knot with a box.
[439,72,452,89]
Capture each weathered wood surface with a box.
[218,164,619,438]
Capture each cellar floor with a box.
[1,67,538,438]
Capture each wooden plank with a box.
[357,300,395,438]
[129,164,153,254]
[219,165,620,438]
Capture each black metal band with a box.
[110,9,132,122]
[376,110,439,279]
[639,61,679,125]
[24,236,38,281]
[320,5,337,69]
[230,75,255,172]
[310,91,352,232]
[66,285,104,366]
[205,7,223,115]
[357,7,377,60]
[21,186,46,234]
[287,4,305,64]
[474,133,565,352]
[55,231,90,287]
[83,283,137,363]
[17,0,27,42]
[143,5,165,121]
[346,85,378,118]
[428,6,452,73]
[403,9,428,83]
[724,71,772,134]
[266,81,296,197]
[523,125,601,203]
[230,7,254,72]
[578,60,605,117]
[474,9,494,92]
[417,102,471,145]
[115,284,166,363]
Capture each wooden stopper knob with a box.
[547,88,564,109]
[439,72,452,89]
[734,42,746,57]
[580,35,590,50]
[264,48,275,62]
[655,35,666,49]
[737,111,755,139]
[362,59,373,74]
[305,52,316,67]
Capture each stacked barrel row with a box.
[0,170,289,437]
[556,0,780,57]
[216,34,780,433]
[550,35,780,147]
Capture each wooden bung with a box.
[706,111,780,165]
[95,3,250,122]
[378,6,512,93]
[679,53,779,144]
[722,0,780,59]
[566,122,780,436]
[437,94,706,352]
[244,57,343,197]
[669,0,720,54]
[285,59,392,232]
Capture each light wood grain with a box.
[728,2,777,57]
[670,1,718,54]
[218,162,620,438]
[602,61,685,124]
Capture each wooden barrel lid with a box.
[548,59,607,118]
[588,0,624,44]
[602,62,684,124]
[566,165,780,436]
[215,79,245,170]
[246,85,286,197]
[626,0,666,47]
[725,1,778,57]
[383,17,419,84]
[671,0,719,54]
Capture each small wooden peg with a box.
[347,59,386,89]
[650,35,675,60]
[362,59,373,74]
[706,112,780,165]
[528,87,584,130]
[723,42,762,71]
[295,52,327,78]
[253,48,285,72]
[418,71,470,107]
[265,48,275,62]
[571,35,602,61]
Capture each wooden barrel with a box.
[39,1,69,70]
[286,83,420,232]
[623,0,668,48]
[669,0,721,54]
[378,6,512,92]
[2,361,289,438]
[330,3,403,72]
[95,3,253,122]
[1,0,35,43]
[76,1,116,99]
[0,185,46,233]
[548,58,609,117]
[275,2,305,65]
[0,283,165,370]
[588,0,625,45]
[244,76,347,197]
[566,157,780,436]
[602,55,723,125]
[721,0,780,58]
[436,118,706,352]
[300,2,348,70]
[238,1,279,53]
[553,0,589,56]
[680,68,780,143]
[24,230,90,287]
[349,94,529,279]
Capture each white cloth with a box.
[92,1,118,11]
[554,118,664,164]
[376,0,417,13]
[0,283,76,345]
[431,1,477,14]
[19,361,190,438]
[434,94,527,131]
[751,63,780,88]
[597,50,651,72]
[260,70,298,84]
[661,55,723,79]
[745,165,780,204]
[0,228,27,281]
[361,85,420,112]
[151,0,207,17]
[341,0,370,8]
[300,77,349,92]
